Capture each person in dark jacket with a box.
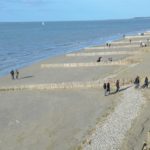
[134,76,140,88]
[10,70,15,80]
[144,77,148,88]
[107,82,110,95]
[103,83,107,96]
[116,80,120,92]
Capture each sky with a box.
[0,0,150,22]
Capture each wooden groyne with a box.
[0,81,101,92]
[41,61,130,68]
[0,78,135,92]
[66,51,139,57]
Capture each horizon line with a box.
[0,16,150,23]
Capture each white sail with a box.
[42,22,45,26]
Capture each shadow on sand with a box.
[110,85,133,95]
[20,75,34,80]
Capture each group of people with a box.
[106,42,111,47]
[103,76,149,96]
[103,82,111,96]
[10,70,19,80]
[103,80,120,96]
[134,76,149,88]
[129,38,149,47]
[129,39,147,47]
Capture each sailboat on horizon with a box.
[42,21,45,26]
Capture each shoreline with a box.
[0,31,150,150]
[0,28,148,78]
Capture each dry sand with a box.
[0,33,150,150]
[0,89,120,150]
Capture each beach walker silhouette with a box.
[103,83,107,96]
[16,69,19,79]
[143,77,149,88]
[116,80,120,92]
[10,70,15,80]
[134,76,140,88]
[10,69,19,80]
[106,82,110,95]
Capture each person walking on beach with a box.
[116,80,120,92]
[107,82,110,95]
[10,70,15,80]
[134,76,140,88]
[144,77,149,88]
[103,83,107,96]
[16,69,19,79]
[106,43,109,47]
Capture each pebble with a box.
[84,87,145,150]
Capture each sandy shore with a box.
[0,32,150,150]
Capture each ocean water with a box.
[0,18,150,76]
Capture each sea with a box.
[0,18,150,76]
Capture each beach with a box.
[1,32,150,150]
